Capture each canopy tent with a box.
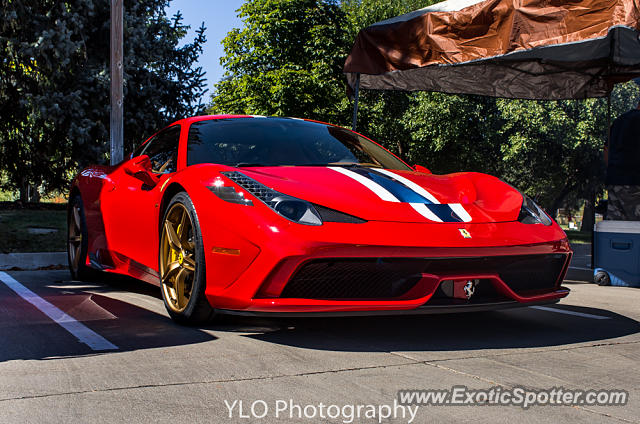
[344,0,640,104]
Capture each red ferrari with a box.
[68,115,572,324]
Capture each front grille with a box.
[279,254,568,300]
[280,259,424,299]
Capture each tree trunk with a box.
[19,180,40,203]
[396,140,406,160]
[581,191,596,232]
[550,183,577,219]
[19,178,29,204]
[31,185,41,203]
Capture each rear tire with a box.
[159,192,215,325]
[67,195,93,281]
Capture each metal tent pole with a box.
[351,73,361,132]
[110,0,124,165]
[595,92,613,269]
[607,93,612,140]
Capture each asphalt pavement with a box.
[0,267,638,423]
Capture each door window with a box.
[139,125,181,173]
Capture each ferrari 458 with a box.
[68,115,571,324]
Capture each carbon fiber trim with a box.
[313,204,367,224]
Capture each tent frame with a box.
[351,73,361,131]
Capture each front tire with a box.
[159,192,215,324]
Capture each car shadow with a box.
[228,305,640,353]
[0,271,216,363]
[68,273,640,355]
[3,270,638,362]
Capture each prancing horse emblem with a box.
[463,280,476,299]
[459,229,471,239]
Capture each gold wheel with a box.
[160,202,197,313]
[68,204,83,274]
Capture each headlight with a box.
[270,195,323,225]
[518,194,552,226]
[220,171,323,226]
[208,179,253,206]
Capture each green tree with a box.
[402,93,505,175]
[210,0,350,124]
[496,82,639,224]
[1,0,82,201]
[0,0,207,202]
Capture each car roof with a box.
[170,114,340,129]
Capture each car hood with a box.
[228,166,524,224]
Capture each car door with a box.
[104,125,182,274]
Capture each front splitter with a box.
[215,298,562,318]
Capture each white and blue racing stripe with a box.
[328,167,399,202]
[408,203,444,223]
[374,168,440,204]
[449,203,472,222]
[349,167,435,204]
[329,166,472,223]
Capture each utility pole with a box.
[110,0,124,165]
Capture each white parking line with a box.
[529,305,611,320]
[0,272,118,351]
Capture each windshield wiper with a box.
[325,162,383,168]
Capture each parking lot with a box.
[0,267,638,423]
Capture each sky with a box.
[165,1,245,95]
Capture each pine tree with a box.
[0,0,207,201]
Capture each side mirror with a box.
[123,155,157,188]
[414,164,431,174]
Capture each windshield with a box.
[186,118,411,170]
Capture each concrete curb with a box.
[0,252,67,271]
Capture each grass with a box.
[564,229,592,245]
[0,206,67,253]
